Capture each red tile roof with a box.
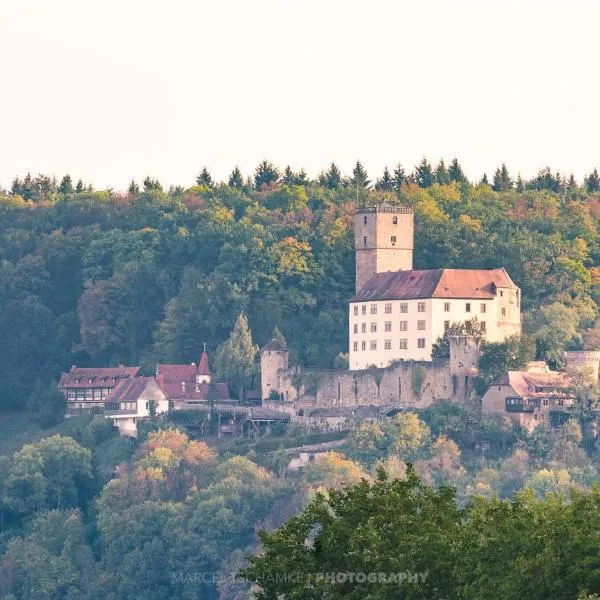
[109,377,164,403]
[197,351,211,376]
[156,364,230,401]
[58,366,141,389]
[351,268,518,302]
[261,339,287,352]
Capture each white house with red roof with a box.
[349,204,521,369]
[156,348,231,410]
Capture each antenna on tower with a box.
[203,342,207,353]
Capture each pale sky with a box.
[1,0,599,191]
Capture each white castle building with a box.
[349,203,521,370]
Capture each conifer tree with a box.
[492,163,512,191]
[196,167,214,188]
[516,174,524,192]
[435,159,450,185]
[282,166,295,185]
[254,160,280,189]
[567,173,577,191]
[58,174,74,195]
[375,167,393,191]
[448,158,467,183]
[585,168,600,193]
[215,313,258,401]
[350,160,371,188]
[228,166,244,189]
[322,163,342,189]
[414,158,434,188]
[128,180,140,194]
[392,163,406,191]
[480,173,489,185]
[75,179,84,193]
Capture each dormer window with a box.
[181,381,186,392]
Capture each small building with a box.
[482,368,574,432]
[59,365,141,415]
[104,377,169,436]
[156,349,231,410]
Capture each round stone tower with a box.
[564,350,600,383]
[260,339,289,401]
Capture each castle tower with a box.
[564,350,600,383]
[355,202,414,292]
[196,346,212,385]
[260,339,289,401]
[448,335,480,402]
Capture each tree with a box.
[492,163,512,191]
[585,168,600,193]
[75,178,84,193]
[228,166,244,189]
[321,162,342,189]
[477,334,536,386]
[254,160,280,188]
[392,162,407,191]
[57,174,74,195]
[414,157,435,187]
[196,167,214,188]
[142,176,162,191]
[350,160,370,188]
[128,179,140,193]
[27,379,66,428]
[448,158,467,184]
[375,166,393,191]
[386,412,431,460]
[435,159,450,185]
[215,313,258,400]
[480,172,489,185]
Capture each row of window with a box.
[354,320,427,333]
[353,302,427,316]
[445,302,487,313]
[353,338,427,351]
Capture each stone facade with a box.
[261,335,480,413]
[354,204,414,293]
[564,350,600,382]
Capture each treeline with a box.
[5,158,600,198]
[3,158,600,412]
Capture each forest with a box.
[2,158,600,412]
[3,159,600,598]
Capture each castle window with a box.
[370,322,377,332]
[444,302,450,312]
[362,323,366,333]
[400,320,408,331]
[385,303,392,314]
[417,302,426,312]
[384,321,392,332]
[400,339,408,349]
[444,320,450,331]
[400,303,408,313]
[465,303,471,313]
[500,291,504,296]
[417,320,426,330]
[362,341,366,351]
[481,321,486,332]
[391,236,397,243]
[417,338,426,349]
[362,305,367,315]
[370,304,377,314]
[392,216,398,224]
[364,216,368,225]
[384,340,392,350]
[370,340,377,350]
[364,236,367,247]
[480,303,486,313]
[353,306,358,316]
[502,308,506,317]
[353,341,358,351]
[353,324,358,334]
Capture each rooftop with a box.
[58,366,141,389]
[351,268,518,302]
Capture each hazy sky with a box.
[1,0,599,190]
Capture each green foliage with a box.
[215,313,258,400]
[27,380,66,428]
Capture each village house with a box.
[156,348,231,410]
[481,364,574,432]
[59,365,141,415]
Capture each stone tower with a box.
[355,202,414,293]
[260,339,289,400]
[564,350,600,383]
[449,335,480,402]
